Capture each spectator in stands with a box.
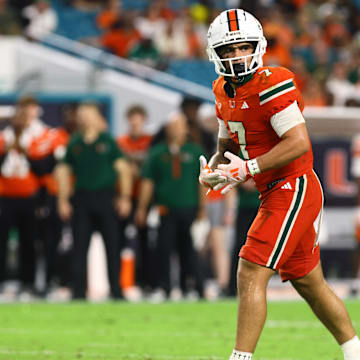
[347,48,360,85]
[22,0,58,41]
[183,15,203,58]
[302,78,329,107]
[323,14,350,48]
[134,1,166,40]
[96,0,122,31]
[135,111,206,301]
[116,105,154,292]
[129,37,161,68]
[0,97,42,299]
[263,7,294,50]
[154,14,203,60]
[290,56,310,92]
[311,30,338,80]
[56,103,132,300]
[154,18,188,59]
[70,0,103,11]
[101,14,141,58]
[0,0,22,35]
[262,32,292,68]
[326,62,357,106]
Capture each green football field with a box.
[0,299,359,360]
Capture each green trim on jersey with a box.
[267,175,307,269]
[259,78,295,105]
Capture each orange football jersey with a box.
[117,134,153,157]
[213,66,313,193]
[28,127,69,195]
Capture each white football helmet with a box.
[207,9,267,77]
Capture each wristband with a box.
[246,158,261,176]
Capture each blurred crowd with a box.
[2,0,360,106]
[0,95,260,303]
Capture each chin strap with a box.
[224,80,235,98]
[223,71,254,98]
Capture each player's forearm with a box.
[256,133,310,173]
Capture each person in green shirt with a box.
[56,103,132,300]
[135,111,207,300]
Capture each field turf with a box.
[0,299,359,360]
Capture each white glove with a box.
[199,155,227,189]
[215,152,251,194]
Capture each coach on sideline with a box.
[56,102,132,300]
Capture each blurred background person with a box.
[100,13,141,58]
[56,102,132,300]
[27,101,74,299]
[0,0,22,35]
[0,97,43,300]
[151,97,215,159]
[116,104,154,295]
[135,111,206,301]
[197,102,235,299]
[96,0,122,31]
[228,181,260,297]
[22,0,58,41]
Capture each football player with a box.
[199,9,360,360]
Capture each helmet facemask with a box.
[208,39,266,78]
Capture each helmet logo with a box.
[227,9,239,32]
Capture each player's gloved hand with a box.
[215,152,251,194]
[199,155,227,189]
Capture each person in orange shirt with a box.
[0,97,42,298]
[101,15,141,58]
[96,0,121,31]
[117,105,153,292]
[27,119,71,296]
[262,35,293,68]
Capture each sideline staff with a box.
[56,103,132,300]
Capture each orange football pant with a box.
[240,170,323,281]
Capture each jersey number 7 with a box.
[228,121,249,160]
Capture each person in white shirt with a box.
[22,0,58,40]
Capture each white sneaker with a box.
[170,287,183,302]
[123,286,143,303]
[46,287,72,303]
[148,289,166,303]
